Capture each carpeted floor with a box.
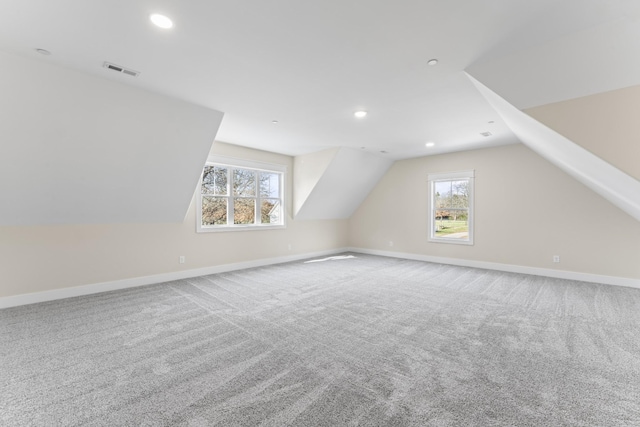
[2,253,640,426]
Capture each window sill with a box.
[197,224,286,233]
[428,237,474,246]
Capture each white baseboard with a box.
[348,247,640,289]
[0,248,350,309]
[4,246,638,309]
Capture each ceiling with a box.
[1,0,639,160]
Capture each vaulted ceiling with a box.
[2,0,640,160]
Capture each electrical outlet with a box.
[287,243,292,251]
[179,256,185,264]
[389,241,394,247]
[553,255,560,263]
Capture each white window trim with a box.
[427,170,474,245]
[196,155,287,233]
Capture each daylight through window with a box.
[197,157,285,231]
[428,170,474,245]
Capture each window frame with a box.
[196,155,287,232]
[427,170,474,245]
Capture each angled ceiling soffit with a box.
[466,72,640,222]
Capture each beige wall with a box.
[525,84,640,181]
[3,85,639,299]
[348,143,640,280]
[0,142,348,298]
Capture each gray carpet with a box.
[2,253,640,426]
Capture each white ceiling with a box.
[1,0,639,160]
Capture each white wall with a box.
[0,142,349,299]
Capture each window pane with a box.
[233,169,256,197]
[234,198,255,224]
[260,172,280,198]
[434,181,452,208]
[202,166,227,195]
[261,199,281,224]
[434,209,469,239]
[451,180,469,209]
[202,197,227,225]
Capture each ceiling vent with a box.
[480,131,492,137]
[103,62,140,77]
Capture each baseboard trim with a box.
[348,247,640,289]
[4,246,638,309]
[0,248,350,309]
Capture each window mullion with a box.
[255,173,260,225]
[198,161,285,231]
[227,167,233,226]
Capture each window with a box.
[197,156,285,232]
[428,170,474,245]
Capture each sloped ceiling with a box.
[466,14,640,110]
[2,1,639,159]
[468,73,640,222]
[0,50,223,225]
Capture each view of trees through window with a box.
[201,164,282,228]
[434,179,469,239]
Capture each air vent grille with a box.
[103,62,140,77]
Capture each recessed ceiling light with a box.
[488,120,495,124]
[150,14,173,29]
[480,131,492,137]
[425,142,435,147]
[35,48,51,56]
[354,111,367,118]
[272,120,279,124]
[427,58,439,66]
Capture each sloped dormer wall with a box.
[293,148,393,220]
[0,50,224,226]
